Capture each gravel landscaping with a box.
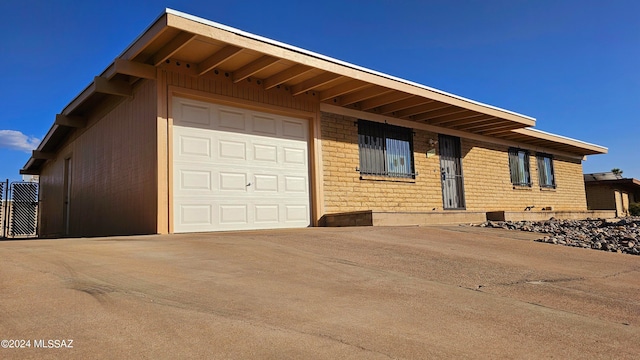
[475,217,640,255]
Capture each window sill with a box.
[360,175,416,183]
[512,185,532,190]
[540,186,556,192]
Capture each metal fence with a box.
[1,180,39,238]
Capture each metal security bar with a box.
[537,154,556,188]
[357,120,415,178]
[508,148,531,186]
[8,182,39,237]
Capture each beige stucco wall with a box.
[321,112,588,215]
[39,79,158,237]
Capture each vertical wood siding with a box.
[39,80,158,237]
[162,67,318,113]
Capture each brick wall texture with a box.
[321,112,587,214]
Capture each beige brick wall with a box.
[461,139,587,211]
[321,112,588,214]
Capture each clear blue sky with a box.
[1,0,638,182]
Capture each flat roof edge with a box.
[516,128,608,154]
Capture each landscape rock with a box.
[473,217,640,256]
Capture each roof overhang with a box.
[22,8,606,174]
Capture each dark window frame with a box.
[508,148,531,187]
[357,119,415,179]
[536,153,556,189]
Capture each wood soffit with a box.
[22,9,607,174]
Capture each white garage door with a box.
[172,97,311,232]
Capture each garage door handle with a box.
[246,182,252,187]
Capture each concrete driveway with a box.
[1,226,638,359]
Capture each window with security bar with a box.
[358,119,415,178]
[536,153,556,188]
[508,148,531,186]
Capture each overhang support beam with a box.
[94,77,133,97]
[55,114,86,128]
[32,150,55,160]
[113,59,157,80]
[291,73,342,96]
[263,64,313,90]
[233,55,280,83]
[152,32,197,66]
[197,45,243,76]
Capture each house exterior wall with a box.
[39,80,158,237]
[320,112,588,215]
[585,184,617,210]
[462,139,587,211]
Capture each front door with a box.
[439,135,465,209]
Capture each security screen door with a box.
[439,135,465,209]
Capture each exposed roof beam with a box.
[263,64,313,90]
[152,32,197,66]
[457,120,512,132]
[94,76,133,97]
[104,59,157,80]
[412,106,467,122]
[291,73,342,96]
[197,45,243,76]
[478,123,524,135]
[429,114,494,127]
[233,55,280,83]
[55,114,86,128]
[395,102,451,119]
[378,97,434,115]
[32,150,55,160]
[339,86,395,106]
[359,91,414,111]
[320,80,371,102]
[321,103,584,159]
[425,111,485,125]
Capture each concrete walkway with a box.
[1,226,638,359]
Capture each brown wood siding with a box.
[39,80,158,237]
[161,65,318,114]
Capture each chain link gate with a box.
[1,180,39,238]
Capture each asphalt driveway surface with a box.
[1,226,639,359]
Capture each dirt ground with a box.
[0,226,638,359]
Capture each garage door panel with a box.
[254,174,278,192]
[180,103,211,126]
[173,97,311,232]
[179,170,212,191]
[282,119,306,140]
[252,115,278,135]
[283,147,307,165]
[255,205,279,223]
[178,204,213,226]
[219,172,248,192]
[217,108,247,131]
[253,144,278,162]
[178,135,212,159]
[219,205,248,224]
[285,205,310,222]
[218,140,247,160]
[284,176,307,193]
